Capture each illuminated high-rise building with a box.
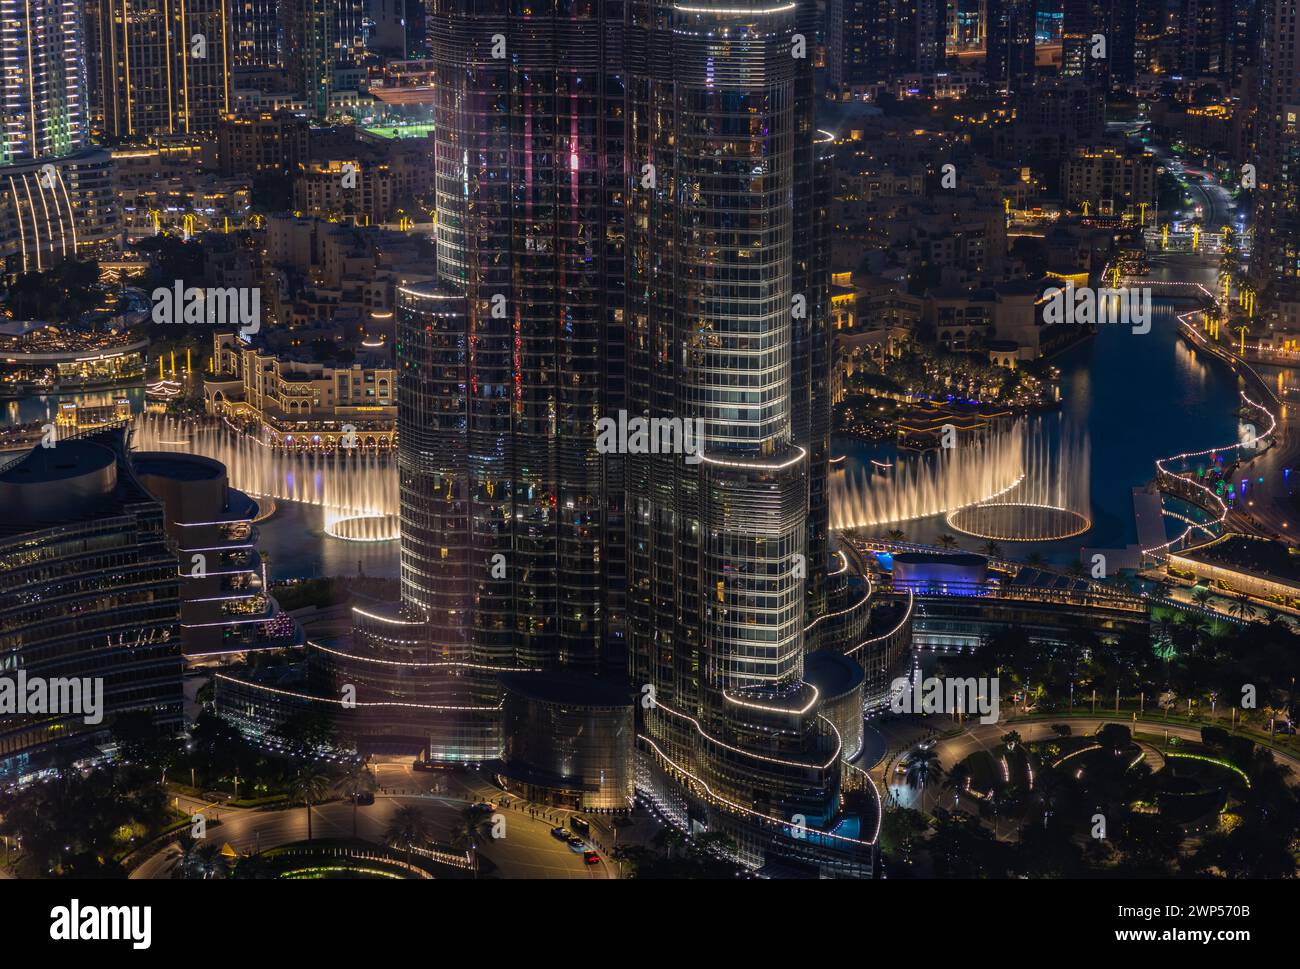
[827,0,947,89]
[1176,0,1231,75]
[0,430,183,780]
[421,0,626,677]
[1135,0,1169,75]
[0,0,88,164]
[626,0,870,874]
[94,0,233,139]
[827,0,895,88]
[1253,0,1300,282]
[301,1,631,772]
[230,0,282,68]
[1062,0,1136,86]
[283,0,365,117]
[0,0,115,272]
[1226,0,1263,79]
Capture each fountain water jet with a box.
[132,414,399,542]
[945,429,1091,542]
[830,423,1027,530]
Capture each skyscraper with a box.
[0,0,88,164]
[282,0,365,117]
[1062,0,1136,87]
[230,0,282,68]
[898,0,949,73]
[426,0,626,670]
[1177,0,1232,76]
[1253,0,1300,282]
[827,0,947,90]
[1134,0,1169,75]
[626,0,868,872]
[827,0,896,90]
[319,0,631,764]
[986,0,1038,93]
[94,0,232,139]
[0,0,115,271]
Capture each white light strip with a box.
[640,734,877,848]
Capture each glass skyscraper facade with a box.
[281,1,874,870]
[624,2,861,868]
[427,0,626,681]
[339,1,629,763]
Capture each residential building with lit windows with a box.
[0,429,183,780]
[825,0,947,93]
[1253,0,1300,282]
[1062,145,1159,218]
[0,0,117,272]
[0,150,118,273]
[93,0,233,140]
[282,0,366,118]
[230,0,282,69]
[216,110,311,178]
[986,0,1038,93]
[0,0,89,163]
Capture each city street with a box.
[131,766,611,880]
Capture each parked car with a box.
[582,850,601,865]
[567,837,586,852]
[550,827,571,840]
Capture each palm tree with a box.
[1192,586,1213,609]
[902,746,944,811]
[169,835,226,880]
[288,767,331,842]
[943,762,971,807]
[1152,616,1177,654]
[384,805,435,872]
[1026,552,1046,569]
[886,528,907,544]
[334,761,378,839]
[231,852,275,879]
[1227,594,1257,622]
[1000,730,1022,751]
[938,533,959,550]
[449,804,496,878]
[1176,612,1210,653]
[652,826,688,861]
[980,540,1003,560]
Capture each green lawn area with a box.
[362,123,435,140]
